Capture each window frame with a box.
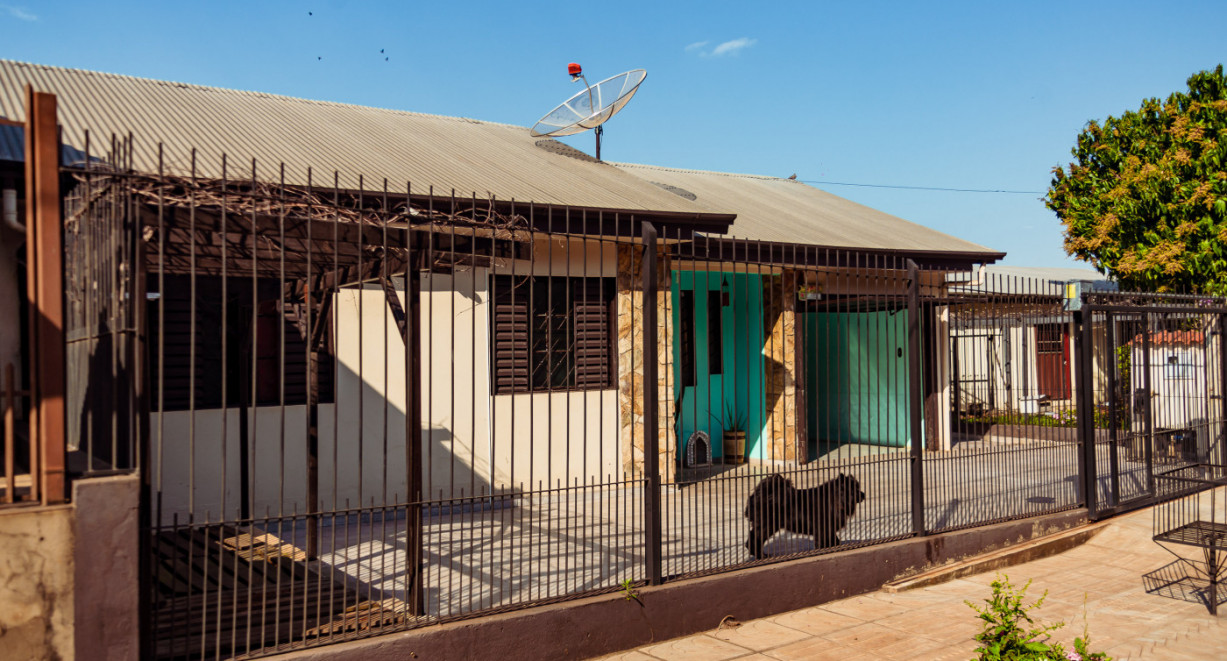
[490,274,617,394]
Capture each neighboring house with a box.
[948,265,1116,420]
[0,60,1005,527]
[1128,329,1218,462]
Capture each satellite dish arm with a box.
[575,73,596,122]
[575,72,601,160]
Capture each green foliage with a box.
[960,407,1117,430]
[723,401,747,432]
[966,575,1112,661]
[1047,65,1227,294]
[620,578,643,606]
[706,401,747,432]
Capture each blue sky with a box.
[3,1,1225,267]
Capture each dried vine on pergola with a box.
[67,170,535,240]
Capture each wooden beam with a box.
[379,275,408,346]
[25,86,65,504]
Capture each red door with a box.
[1036,324,1071,399]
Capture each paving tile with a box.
[875,608,980,641]
[763,638,869,661]
[768,607,863,636]
[905,641,981,661]
[594,652,661,661]
[608,502,1227,661]
[639,634,752,661]
[821,622,914,651]
[869,635,952,660]
[709,619,810,651]
[819,594,913,621]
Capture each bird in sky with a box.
[787,174,797,180]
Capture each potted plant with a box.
[797,283,822,301]
[722,402,748,464]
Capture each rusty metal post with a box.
[24,86,65,504]
[1074,309,1098,518]
[641,221,662,585]
[405,255,425,615]
[906,259,925,536]
[4,364,13,503]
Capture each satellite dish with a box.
[530,64,647,161]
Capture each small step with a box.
[882,520,1109,592]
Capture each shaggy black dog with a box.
[743,473,865,558]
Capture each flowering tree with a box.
[1046,65,1227,293]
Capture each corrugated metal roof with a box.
[0,60,718,216]
[985,265,1112,286]
[615,162,1002,257]
[946,265,1115,296]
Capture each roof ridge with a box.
[0,59,529,131]
[613,160,803,184]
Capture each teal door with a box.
[803,309,913,452]
[671,271,767,462]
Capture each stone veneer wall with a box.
[616,244,675,482]
[762,271,800,463]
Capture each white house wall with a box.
[421,270,493,499]
[150,236,633,520]
[487,237,621,488]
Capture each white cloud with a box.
[687,37,756,58]
[710,37,756,57]
[4,5,37,21]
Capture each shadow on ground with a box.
[1142,558,1227,613]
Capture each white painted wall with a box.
[1132,341,1210,432]
[152,236,624,522]
[484,237,621,489]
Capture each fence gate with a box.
[1080,294,1227,518]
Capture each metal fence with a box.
[1,362,35,504]
[44,133,1227,659]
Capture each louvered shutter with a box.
[492,278,531,393]
[572,279,612,389]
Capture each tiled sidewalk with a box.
[598,488,1226,660]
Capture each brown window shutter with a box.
[572,279,612,389]
[492,286,530,394]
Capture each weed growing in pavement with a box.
[966,575,1111,660]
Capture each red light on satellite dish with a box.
[568,62,582,77]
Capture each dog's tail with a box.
[744,473,792,519]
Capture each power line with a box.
[799,178,1043,195]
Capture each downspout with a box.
[2,187,21,233]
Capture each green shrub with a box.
[966,575,1111,661]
